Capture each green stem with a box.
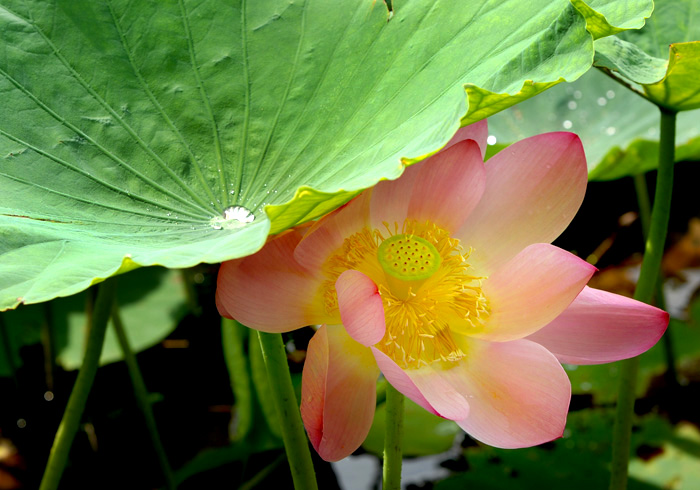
[112,303,176,490]
[633,174,678,386]
[221,318,253,441]
[256,332,318,490]
[656,281,679,388]
[250,329,283,438]
[383,383,404,490]
[609,108,676,490]
[39,279,117,490]
[634,109,676,303]
[633,173,652,239]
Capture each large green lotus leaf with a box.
[486,68,700,180]
[617,0,700,56]
[0,0,653,310]
[0,267,185,375]
[571,0,653,39]
[594,35,669,84]
[644,42,700,111]
[594,0,700,111]
[458,0,653,127]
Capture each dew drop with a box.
[223,205,255,222]
[606,126,616,136]
[562,120,573,129]
[606,90,615,99]
[573,90,582,100]
[210,205,256,230]
[567,100,577,110]
[486,135,497,145]
[597,97,607,106]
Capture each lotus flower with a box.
[216,120,668,461]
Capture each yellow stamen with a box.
[321,219,490,369]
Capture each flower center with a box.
[321,219,489,369]
[377,234,441,300]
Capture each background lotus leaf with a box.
[435,410,696,489]
[486,68,700,181]
[0,267,186,375]
[594,0,700,111]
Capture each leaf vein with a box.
[1,3,214,216]
[0,128,203,220]
[252,0,362,205]
[235,0,252,203]
[239,0,309,204]
[178,0,229,208]
[105,0,220,212]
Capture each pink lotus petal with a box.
[217,229,335,332]
[215,289,232,319]
[336,270,386,346]
[370,123,487,231]
[527,286,669,365]
[405,140,486,232]
[442,119,488,159]
[370,165,420,230]
[372,348,470,420]
[456,132,587,275]
[301,325,380,462]
[452,337,571,448]
[295,191,372,272]
[465,243,595,341]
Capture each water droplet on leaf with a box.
[210,205,256,230]
[223,206,254,222]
